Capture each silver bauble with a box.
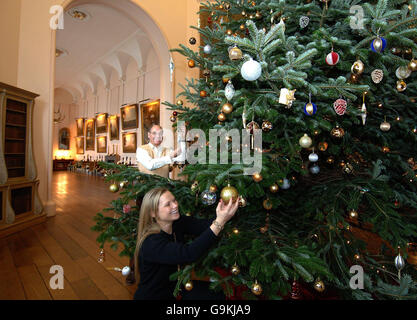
[201,190,217,205]
[203,44,212,54]
[395,254,405,271]
[380,121,391,132]
[308,153,319,162]
[310,165,320,174]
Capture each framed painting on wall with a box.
[96,113,108,134]
[85,119,95,151]
[76,118,84,137]
[76,137,84,154]
[140,99,160,145]
[97,136,107,153]
[109,115,120,141]
[122,132,137,153]
[121,104,138,130]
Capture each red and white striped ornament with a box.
[325,51,340,65]
[333,99,347,115]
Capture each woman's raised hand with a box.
[215,198,239,226]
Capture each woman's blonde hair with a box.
[134,187,170,284]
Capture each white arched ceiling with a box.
[60,0,173,107]
[56,3,147,95]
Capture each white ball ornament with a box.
[241,58,262,81]
[299,133,313,148]
[308,153,319,162]
[281,178,291,190]
[203,44,212,54]
[122,266,131,277]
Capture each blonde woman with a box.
[133,187,238,300]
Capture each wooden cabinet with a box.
[0,82,45,238]
[53,159,74,171]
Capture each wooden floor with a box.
[0,171,136,300]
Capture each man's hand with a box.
[169,148,182,158]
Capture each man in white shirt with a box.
[136,124,183,178]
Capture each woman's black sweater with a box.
[133,215,216,300]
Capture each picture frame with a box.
[85,119,95,151]
[96,113,108,135]
[97,136,107,153]
[121,104,138,131]
[58,127,70,150]
[109,115,120,141]
[75,137,84,154]
[122,132,137,153]
[140,99,160,144]
[76,118,84,137]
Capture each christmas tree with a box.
[93,0,417,299]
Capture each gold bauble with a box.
[170,115,177,122]
[109,184,119,193]
[251,281,263,296]
[262,121,273,132]
[331,126,345,138]
[218,112,226,122]
[380,121,391,132]
[396,80,407,92]
[349,209,358,219]
[185,212,192,216]
[343,162,354,174]
[349,74,359,83]
[326,156,335,164]
[231,264,240,276]
[226,29,233,36]
[222,102,233,114]
[255,11,262,19]
[252,172,263,182]
[119,180,128,188]
[200,90,207,98]
[220,185,239,204]
[260,225,268,233]
[382,146,390,153]
[222,77,230,84]
[229,46,243,61]
[263,199,272,210]
[318,142,328,152]
[188,60,195,68]
[209,185,218,193]
[314,279,325,293]
[351,60,365,75]
[299,133,312,148]
[269,184,279,193]
[232,227,239,234]
[176,99,184,106]
[184,281,193,291]
[239,24,245,30]
[408,59,417,72]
